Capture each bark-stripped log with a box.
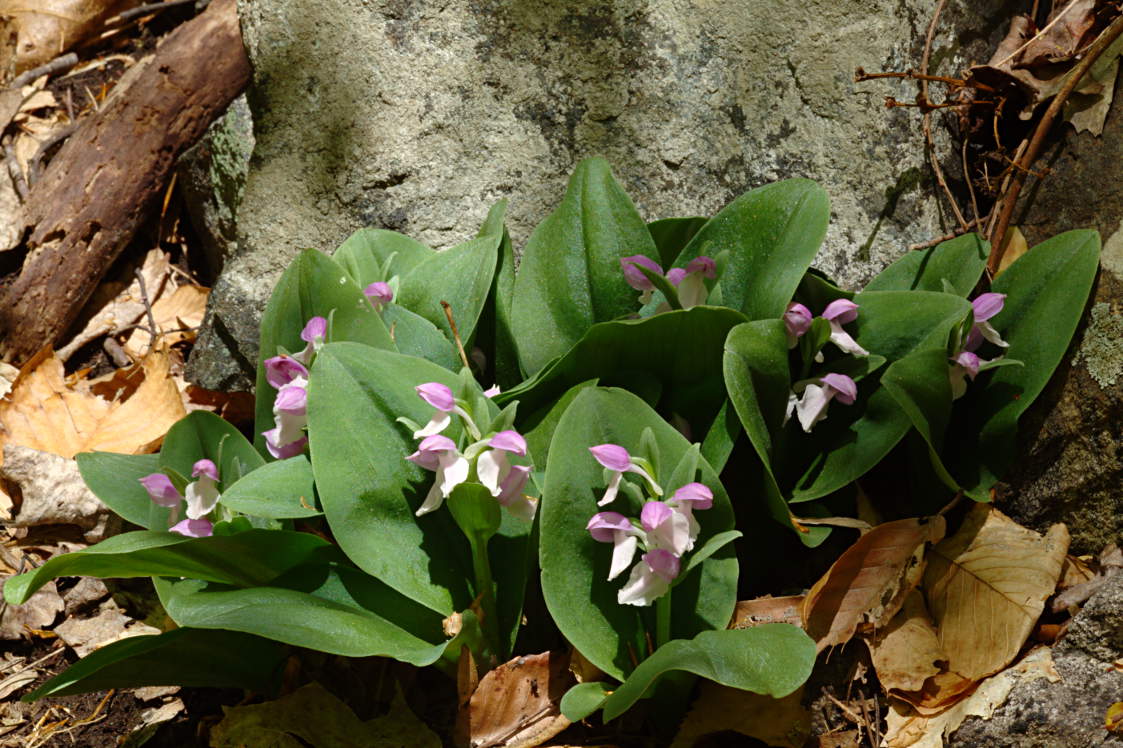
[0,0,250,363]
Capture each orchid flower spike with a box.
[820,300,869,358]
[589,444,663,505]
[263,370,310,459]
[965,293,1008,351]
[621,255,664,304]
[363,281,394,312]
[139,468,218,538]
[788,373,858,433]
[407,434,469,516]
[665,256,716,308]
[783,303,813,348]
[617,549,680,607]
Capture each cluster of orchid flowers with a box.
[948,292,1009,399]
[585,444,713,607]
[400,382,537,521]
[621,254,717,309]
[782,299,868,432]
[261,283,393,459]
[139,460,223,537]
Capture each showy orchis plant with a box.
[2,158,1099,728]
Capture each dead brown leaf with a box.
[1019,0,1098,67]
[994,226,1028,278]
[467,652,574,748]
[123,283,208,356]
[923,505,1068,683]
[2,445,119,541]
[0,579,62,640]
[0,0,139,75]
[670,683,810,748]
[865,590,946,694]
[730,595,805,628]
[0,347,185,459]
[802,516,946,651]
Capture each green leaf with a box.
[3,530,336,605]
[633,262,683,310]
[864,233,988,296]
[499,306,747,431]
[522,379,599,468]
[699,400,741,475]
[76,452,163,529]
[255,249,396,454]
[794,269,854,313]
[159,563,449,665]
[381,304,459,370]
[307,343,477,615]
[475,200,522,387]
[600,625,816,721]
[396,232,500,347]
[952,229,1100,498]
[560,682,612,722]
[220,455,321,518]
[23,629,286,700]
[880,348,958,490]
[333,228,434,285]
[511,158,658,375]
[159,411,265,490]
[673,180,829,321]
[648,217,708,268]
[676,530,742,583]
[540,387,737,681]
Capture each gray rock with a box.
[995,72,1123,555]
[192,0,1002,390]
[948,572,1123,747]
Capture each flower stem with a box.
[467,533,501,659]
[655,587,672,650]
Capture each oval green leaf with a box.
[220,455,320,519]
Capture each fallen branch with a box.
[0,0,250,363]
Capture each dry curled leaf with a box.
[0,0,140,75]
[123,283,208,356]
[924,505,1068,684]
[467,652,573,748]
[802,516,946,651]
[671,683,810,748]
[865,590,947,694]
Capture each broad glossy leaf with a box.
[561,682,611,722]
[648,217,707,268]
[864,233,988,296]
[76,451,163,529]
[540,387,737,681]
[3,530,335,604]
[23,628,286,700]
[880,348,958,489]
[307,343,475,615]
[499,306,747,429]
[475,201,522,387]
[397,232,500,346]
[159,563,449,666]
[951,230,1100,498]
[600,625,816,720]
[522,379,599,468]
[160,411,264,490]
[794,269,853,313]
[220,455,320,518]
[333,227,434,285]
[382,304,458,370]
[511,158,657,375]
[673,180,829,321]
[699,400,741,475]
[254,249,395,454]
[778,291,971,502]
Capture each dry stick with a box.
[133,268,160,354]
[962,136,981,225]
[984,140,1028,238]
[27,123,78,185]
[109,0,197,25]
[440,300,472,370]
[919,0,970,231]
[6,52,78,90]
[988,12,1123,274]
[908,218,980,250]
[2,138,27,201]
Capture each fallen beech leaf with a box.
[0,579,62,640]
[883,647,1059,747]
[2,445,119,542]
[865,590,946,693]
[1019,0,1097,66]
[670,683,810,748]
[209,680,439,748]
[802,517,946,651]
[124,284,209,356]
[994,226,1028,278]
[0,347,185,459]
[468,652,573,748]
[923,505,1068,682]
[730,595,805,628]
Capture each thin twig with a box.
[961,137,980,223]
[855,68,994,92]
[919,0,969,232]
[6,53,78,90]
[108,0,196,25]
[3,138,28,202]
[907,218,980,250]
[27,122,78,185]
[133,268,160,355]
[988,12,1123,272]
[440,301,471,370]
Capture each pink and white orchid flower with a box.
[621,255,664,304]
[413,382,480,439]
[263,372,309,459]
[587,511,645,580]
[363,281,394,312]
[407,434,470,516]
[820,300,869,358]
[477,430,537,520]
[965,293,1008,351]
[185,460,221,520]
[617,549,680,607]
[139,462,222,538]
[666,256,716,308]
[588,444,662,505]
[292,316,327,366]
[784,302,813,348]
[788,372,858,433]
